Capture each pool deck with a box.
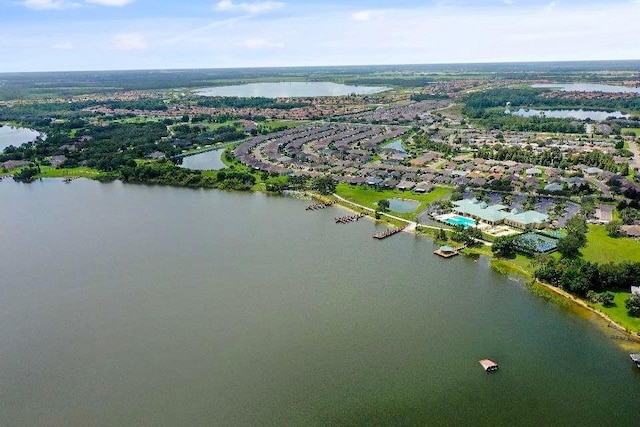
[434,213,520,237]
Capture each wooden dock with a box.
[373,225,407,239]
[335,213,366,224]
[305,200,337,211]
[433,245,460,258]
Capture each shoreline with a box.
[328,190,640,348]
[6,176,640,348]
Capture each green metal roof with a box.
[452,199,549,225]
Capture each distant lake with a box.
[384,139,407,153]
[508,108,629,121]
[533,83,640,94]
[0,125,41,151]
[195,82,389,98]
[179,149,226,170]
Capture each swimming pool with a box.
[445,215,477,228]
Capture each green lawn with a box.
[582,225,640,263]
[38,166,102,178]
[259,119,310,132]
[590,292,640,333]
[621,128,640,137]
[335,183,452,220]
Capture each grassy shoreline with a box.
[7,165,640,347]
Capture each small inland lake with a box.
[0,179,638,426]
[0,125,42,151]
[178,149,226,171]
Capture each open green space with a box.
[258,119,311,132]
[38,166,102,178]
[590,292,640,333]
[335,183,452,220]
[582,225,640,263]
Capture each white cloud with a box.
[236,38,284,49]
[22,0,131,9]
[22,0,68,9]
[52,41,74,49]
[351,10,373,21]
[85,0,134,6]
[110,33,147,51]
[215,0,284,15]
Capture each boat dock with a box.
[373,225,407,239]
[479,359,499,372]
[433,245,460,258]
[335,213,366,224]
[305,200,337,211]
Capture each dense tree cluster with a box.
[412,133,457,156]
[196,97,309,110]
[120,161,255,190]
[463,88,640,116]
[535,256,640,300]
[475,145,620,172]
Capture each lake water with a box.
[179,149,226,170]
[384,139,407,153]
[195,82,389,98]
[388,198,419,213]
[0,125,41,151]
[508,108,629,121]
[0,179,639,426]
[533,83,640,94]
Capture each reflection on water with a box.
[195,82,389,98]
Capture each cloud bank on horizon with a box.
[1,0,639,72]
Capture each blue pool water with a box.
[445,215,477,228]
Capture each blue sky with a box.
[0,0,638,72]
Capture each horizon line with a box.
[2,58,640,75]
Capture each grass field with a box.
[621,128,640,137]
[335,183,452,220]
[582,225,640,263]
[259,119,311,132]
[38,166,102,178]
[591,292,640,333]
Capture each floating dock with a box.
[373,225,407,240]
[305,200,337,211]
[479,359,499,372]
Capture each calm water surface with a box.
[509,108,629,121]
[384,139,407,153]
[388,198,419,213]
[533,83,640,94]
[179,149,226,170]
[0,179,638,426]
[0,125,41,150]
[195,82,388,98]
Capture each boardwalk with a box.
[305,200,337,211]
[335,213,366,223]
[373,225,407,239]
